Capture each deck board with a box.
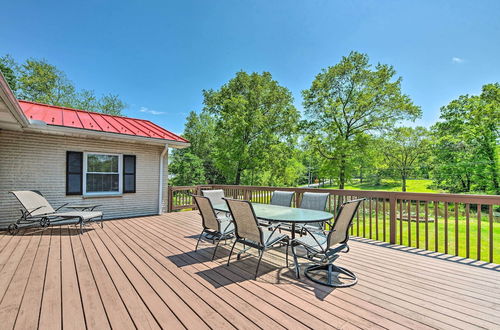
[0,211,499,329]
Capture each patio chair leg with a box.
[195,230,204,252]
[291,245,300,279]
[255,249,264,280]
[285,240,289,268]
[227,240,237,266]
[212,237,221,261]
[100,215,104,229]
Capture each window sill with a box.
[83,193,123,199]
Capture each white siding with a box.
[0,130,168,227]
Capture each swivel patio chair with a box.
[9,190,103,235]
[224,198,289,279]
[298,192,330,233]
[193,195,235,260]
[291,198,364,287]
[270,190,294,207]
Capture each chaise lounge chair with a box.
[8,190,103,235]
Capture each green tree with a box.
[98,93,126,116]
[0,55,18,92]
[432,83,499,194]
[381,126,430,191]
[302,51,421,189]
[17,58,76,106]
[203,71,300,185]
[0,55,126,115]
[169,152,206,186]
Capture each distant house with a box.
[0,73,189,227]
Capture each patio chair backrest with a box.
[201,189,225,206]
[300,192,329,211]
[192,195,220,232]
[224,198,262,244]
[10,190,55,216]
[327,199,364,248]
[270,191,294,207]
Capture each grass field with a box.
[326,179,443,193]
[346,201,500,264]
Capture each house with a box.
[0,73,189,227]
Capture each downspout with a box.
[158,144,168,214]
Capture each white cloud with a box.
[139,107,165,115]
[451,57,464,64]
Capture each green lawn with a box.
[346,202,500,264]
[326,179,443,193]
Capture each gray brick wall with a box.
[0,130,169,227]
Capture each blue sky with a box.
[1,0,499,134]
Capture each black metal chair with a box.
[193,195,234,260]
[292,198,364,287]
[224,198,289,279]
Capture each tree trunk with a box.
[402,175,407,192]
[235,167,242,185]
[359,167,363,183]
[339,158,346,189]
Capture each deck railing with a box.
[168,184,500,263]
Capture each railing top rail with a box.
[171,184,500,205]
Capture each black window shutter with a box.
[66,151,83,195]
[123,155,136,193]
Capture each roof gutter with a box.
[158,145,169,214]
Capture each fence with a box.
[168,184,500,263]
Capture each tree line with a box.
[170,51,499,195]
[0,54,125,115]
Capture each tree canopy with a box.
[0,55,126,115]
[302,51,422,188]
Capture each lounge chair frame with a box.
[8,190,103,235]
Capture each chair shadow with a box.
[351,237,500,271]
[167,241,339,300]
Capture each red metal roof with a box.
[18,100,189,143]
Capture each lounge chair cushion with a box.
[51,211,103,221]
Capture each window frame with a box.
[83,152,123,196]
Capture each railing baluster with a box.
[466,203,470,258]
[434,201,439,252]
[425,201,429,250]
[416,201,420,249]
[408,200,412,247]
[383,198,386,242]
[444,202,448,254]
[375,198,379,241]
[477,204,482,260]
[362,199,366,237]
[489,205,493,263]
[399,199,403,245]
[455,202,459,256]
[369,198,373,239]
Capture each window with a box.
[83,153,123,195]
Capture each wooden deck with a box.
[0,211,499,329]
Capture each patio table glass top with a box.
[212,202,334,223]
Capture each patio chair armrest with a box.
[297,226,329,253]
[264,223,284,245]
[54,203,69,211]
[25,206,44,217]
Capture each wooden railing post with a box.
[389,193,397,244]
[167,186,173,213]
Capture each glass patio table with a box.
[212,202,334,239]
